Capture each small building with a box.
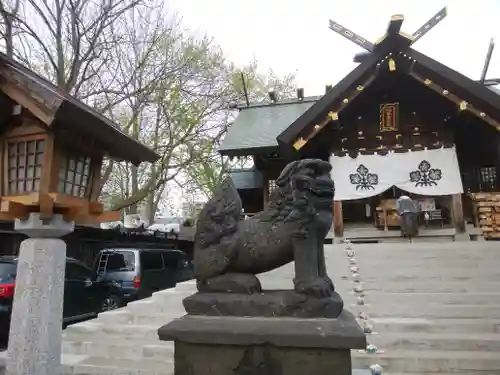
[219,12,500,240]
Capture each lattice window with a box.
[269,180,277,193]
[479,166,497,191]
[6,139,45,194]
[58,154,91,197]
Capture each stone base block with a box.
[174,342,351,375]
[158,310,366,375]
[183,290,344,318]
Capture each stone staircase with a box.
[6,241,496,374]
[60,281,197,374]
[328,241,500,374]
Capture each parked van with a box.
[94,248,193,310]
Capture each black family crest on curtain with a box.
[349,164,379,190]
[409,160,442,187]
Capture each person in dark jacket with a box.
[396,195,419,239]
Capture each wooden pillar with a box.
[471,201,480,228]
[383,207,389,232]
[451,194,465,233]
[333,200,344,238]
[263,177,269,208]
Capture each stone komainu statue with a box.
[193,159,336,298]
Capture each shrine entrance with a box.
[342,187,453,231]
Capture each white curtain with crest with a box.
[329,146,464,201]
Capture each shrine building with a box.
[219,9,500,240]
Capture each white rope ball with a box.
[370,364,382,375]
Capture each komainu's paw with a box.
[198,273,262,294]
[294,277,335,298]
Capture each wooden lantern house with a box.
[0,52,159,224]
[219,8,500,240]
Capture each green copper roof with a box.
[219,97,319,154]
[229,168,263,190]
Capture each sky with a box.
[167,0,500,96]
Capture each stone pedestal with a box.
[183,290,344,318]
[7,214,74,375]
[159,310,366,375]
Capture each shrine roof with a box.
[277,40,500,152]
[219,96,319,156]
[0,53,159,165]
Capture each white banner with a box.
[330,146,464,201]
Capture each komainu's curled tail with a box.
[193,178,242,279]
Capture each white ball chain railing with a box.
[343,239,383,375]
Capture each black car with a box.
[94,248,193,309]
[0,256,119,340]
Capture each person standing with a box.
[396,195,419,240]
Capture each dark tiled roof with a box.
[219,97,320,153]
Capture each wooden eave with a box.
[277,35,410,151]
[406,48,500,123]
[219,145,280,158]
[277,35,500,152]
[0,53,159,165]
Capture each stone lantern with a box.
[0,52,159,375]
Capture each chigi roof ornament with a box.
[328,7,500,87]
[328,7,448,63]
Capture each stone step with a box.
[351,350,500,373]
[76,355,174,373]
[365,332,500,352]
[382,373,495,375]
[151,291,194,304]
[96,309,180,326]
[346,252,500,261]
[64,322,161,340]
[345,248,500,256]
[67,365,172,375]
[353,304,500,319]
[360,292,500,305]
[368,318,500,334]
[339,242,498,251]
[169,281,197,291]
[354,281,500,293]
[125,299,185,314]
[152,287,194,296]
[95,310,135,324]
[342,272,500,282]
[342,254,500,262]
[349,258,500,266]
[63,340,173,360]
